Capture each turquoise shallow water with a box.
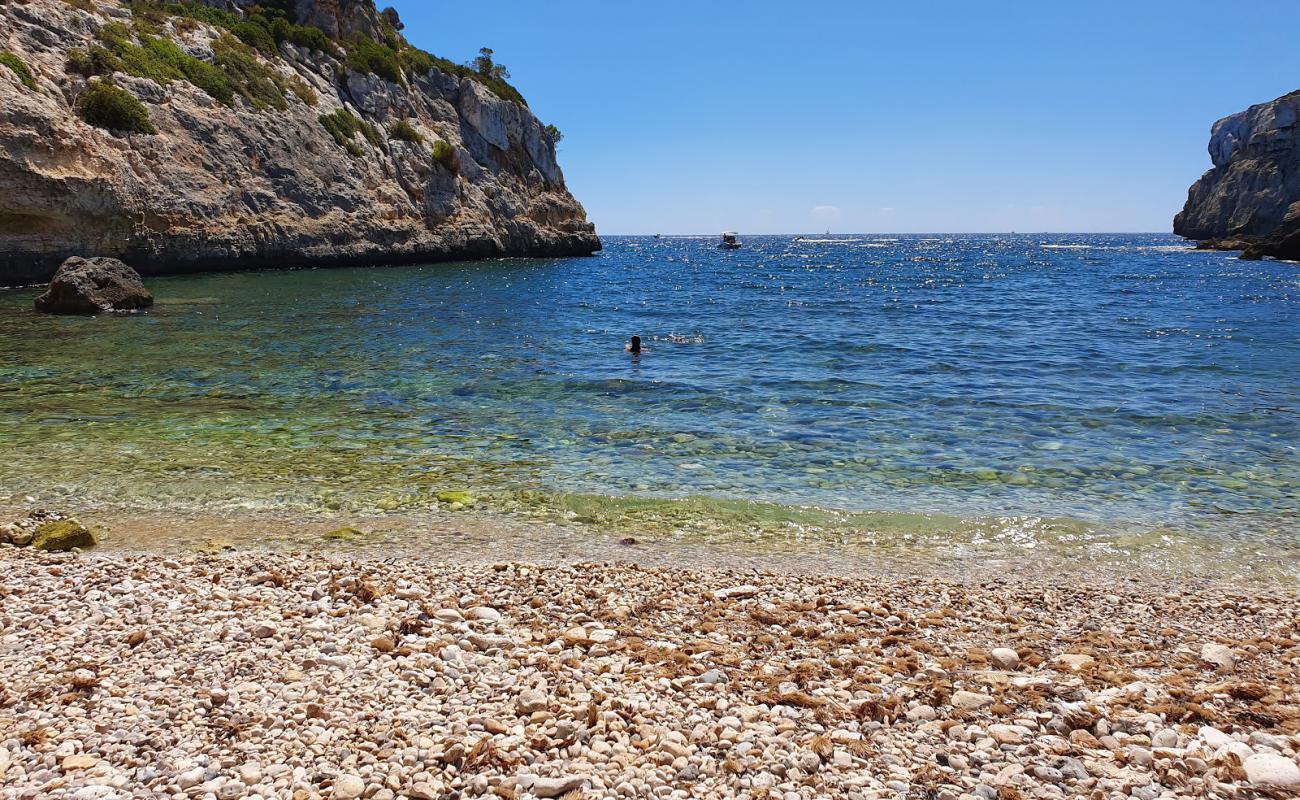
[0,234,1297,564]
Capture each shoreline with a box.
[0,239,603,291]
[5,503,1300,590]
[2,547,1298,798]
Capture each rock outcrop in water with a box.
[34,256,154,314]
[0,0,599,286]
[1175,90,1300,261]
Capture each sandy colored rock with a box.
[1053,653,1095,671]
[1200,642,1236,669]
[990,647,1020,670]
[0,0,599,285]
[1243,752,1300,787]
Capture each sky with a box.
[389,0,1300,235]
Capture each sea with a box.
[1,234,1297,578]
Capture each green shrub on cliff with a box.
[346,36,405,85]
[320,108,383,156]
[66,46,121,77]
[125,0,529,107]
[72,26,309,112]
[129,1,339,58]
[271,17,336,55]
[0,52,39,91]
[211,34,289,110]
[388,119,424,144]
[84,23,313,111]
[77,79,156,135]
[431,139,457,170]
[287,73,319,106]
[396,46,435,77]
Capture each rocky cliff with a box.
[0,0,599,286]
[1174,90,1300,261]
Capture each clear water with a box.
[1,234,1297,568]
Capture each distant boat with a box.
[654,233,662,239]
[720,231,741,249]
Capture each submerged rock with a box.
[436,490,475,507]
[324,527,366,541]
[34,257,153,315]
[31,519,96,551]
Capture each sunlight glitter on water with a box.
[0,234,1296,572]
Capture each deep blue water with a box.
[1,233,1297,554]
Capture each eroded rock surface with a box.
[34,255,153,314]
[0,0,599,285]
[1175,90,1300,260]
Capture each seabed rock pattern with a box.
[1,549,1298,799]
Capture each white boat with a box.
[720,231,741,249]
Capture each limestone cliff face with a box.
[0,0,599,285]
[1174,90,1300,260]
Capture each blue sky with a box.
[389,0,1300,235]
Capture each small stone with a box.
[1244,753,1300,787]
[1199,726,1233,750]
[1200,642,1236,669]
[249,622,276,639]
[532,775,586,797]
[990,648,1020,670]
[988,724,1026,745]
[332,774,365,799]
[516,688,548,715]
[62,755,99,770]
[906,704,937,722]
[697,669,728,685]
[712,585,759,600]
[177,767,206,789]
[1058,757,1090,780]
[464,606,502,622]
[1151,728,1179,748]
[1053,653,1095,671]
[409,781,443,800]
[951,691,993,710]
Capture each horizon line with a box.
[596,231,1181,237]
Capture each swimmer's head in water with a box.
[630,335,642,354]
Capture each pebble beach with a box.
[3,546,1299,800]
